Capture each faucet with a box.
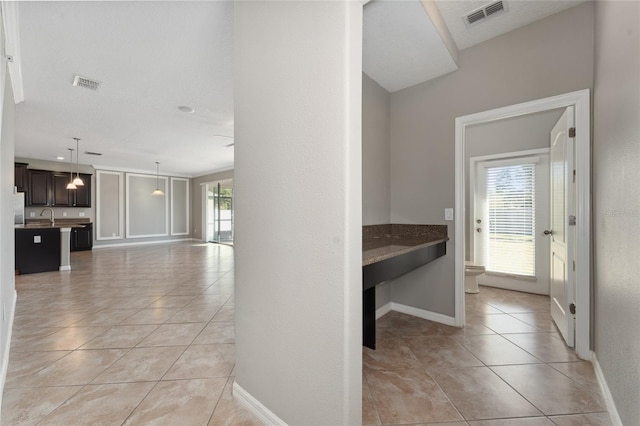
[40,208,55,226]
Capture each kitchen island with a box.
[363,224,448,349]
[15,219,91,274]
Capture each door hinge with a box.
[573,260,575,271]
[569,127,576,138]
[573,169,576,183]
[569,215,576,226]
[569,303,576,315]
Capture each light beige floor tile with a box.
[0,385,81,426]
[548,412,612,425]
[362,374,382,425]
[10,326,110,352]
[491,364,606,415]
[363,338,423,371]
[503,333,580,363]
[405,336,483,372]
[40,382,155,425]
[120,308,182,325]
[467,417,555,425]
[432,367,542,420]
[193,321,235,344]
[211,306,234,322]
[124,378,226,425]
[208,377,265,426]
[548,361,601,394]
[4,351,71,389]
[455,334,541,365]
[69,308,141,327]
[80,324,159,349]
[480,314,540,334]
[163,344,235,380]
[149,295,197,308]
[166,304,221,323]
[137,322,207,347]
[510,312,558,332]
[92,346,187,383]
[16,349,127,387]
[365,368,464,424]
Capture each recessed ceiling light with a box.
[56,156,64,160]
[178,106,195,113]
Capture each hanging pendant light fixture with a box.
[152,161,165,196]
[66,148,77,190]
[72,137,84,186]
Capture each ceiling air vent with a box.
[464,1,507,27]
[84,151,103,156]
[73,75,102,92]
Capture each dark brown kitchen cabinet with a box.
[72,174,92,207]
[27,169,52,206]
[52,173,73,206]
[14,162,28,192]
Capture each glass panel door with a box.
[205,180,233,245]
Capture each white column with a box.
[233,1,363,424]
[59,227,71,271]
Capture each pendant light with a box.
[72,137,84,186]
[152,161,165,196]
[66,148,77,190]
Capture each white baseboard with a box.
[375,302,392,319]
[591,352,623,426]
[0,290,17,419]
[232,381,288,426]
[59,265,71,271]
[93,238,195,249]
[375,302,457,327]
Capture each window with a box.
[484,163,536,277]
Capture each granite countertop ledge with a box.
[16,218,91,229]
[363,224,448,266]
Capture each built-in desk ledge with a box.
[361,224,448,350]
[363,224,448,266]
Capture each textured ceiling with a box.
[435,0,587,50]
[16,1,234,177]
[363,0,458,93]
[14,1,588,176]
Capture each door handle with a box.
[543,230,553,236]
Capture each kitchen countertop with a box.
[16,218,91,230]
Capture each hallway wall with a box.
[592,1,640,423]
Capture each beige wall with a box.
[388,2,595,315]
[362,72,392,309]
[191,169,233,241]
[593,1,640,423]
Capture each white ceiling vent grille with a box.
[464,1,507,27]
[72,75,102,92]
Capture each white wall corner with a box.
[0,290,17,418]
[391,302,457,326]
[1,2,24,103]
[591,352,623,426]
[375,302,392,319]
[232,381,288,426]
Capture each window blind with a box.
[485,163,536,277]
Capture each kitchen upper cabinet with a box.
[72,174,92,207]
[14,163,28,192]
[52,173,73,206]
[27,170,92,207]
[27,169,52,206]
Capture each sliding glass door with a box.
[205,179,233,244]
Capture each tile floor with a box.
[2,242,262,426]
[364,286,610,425]
[2,242,609,425]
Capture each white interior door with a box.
[548,107,575,347]
[474,153,550,294]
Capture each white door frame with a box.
[454,89,591,360]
